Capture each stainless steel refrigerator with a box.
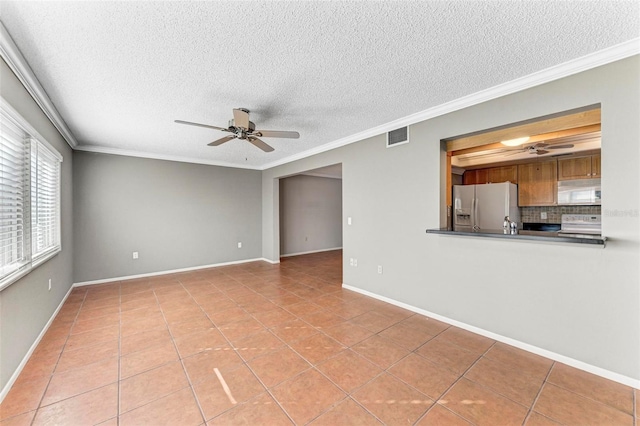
[453,182,520,231]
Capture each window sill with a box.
[0,247,61,291]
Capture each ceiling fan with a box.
[175,108,300,152]
[507,142,575,156]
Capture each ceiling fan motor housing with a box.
[228,120,256,139]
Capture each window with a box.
[1,99,62,290]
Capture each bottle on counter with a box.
[503,216,511,230]
[503,216,511,234]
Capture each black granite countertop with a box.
[425,228,606,246]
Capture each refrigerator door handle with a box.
[505,184,509,217]
[472,197,480,230]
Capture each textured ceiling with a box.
[1,1,638,169]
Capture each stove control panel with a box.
[561,214,601,225]
[560,214,602,235]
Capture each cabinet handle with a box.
[587,173,591,176]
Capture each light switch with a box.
[348,217,352,225]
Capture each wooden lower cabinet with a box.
[518,160,557,206]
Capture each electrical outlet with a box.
[541,211,548,220]
[377,265,383,274]
[132,251,139,259]
[347,217,352,225]
[353,258,358,267]
[349,258,354,266]
[237,242,242,248]
[48,278,51,291]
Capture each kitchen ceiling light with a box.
[501,136,530,147]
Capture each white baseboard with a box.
[261,258,281,265]
[73,257,269,287]
[342,283,640,390]
[280,247,343,258]
[0,284,74,403]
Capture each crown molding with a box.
[261,38,640,171]
[0,21,78,149]
[74,144,261,170]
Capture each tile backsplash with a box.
[520,205,601,223]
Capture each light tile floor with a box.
[0,250,637,425]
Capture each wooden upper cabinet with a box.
[475,169,489,184]
[591,154,601,177]
[463,170,476,185]
[463,165,517,185]
[488,165,517,184]
[558,154,601,180]
[518,160,557,206]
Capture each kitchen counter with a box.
[425,228,606,246]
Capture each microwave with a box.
[557,178,601,205]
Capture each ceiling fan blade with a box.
[247,136,274,152]
[533,143,549,148]
[233,108,250,129]
[547,144,575,149]
[536,149,550,155]
[208,135,236,146]
[175,120,229,132]
[254,130,300,139]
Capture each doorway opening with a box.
[278,164,343,260]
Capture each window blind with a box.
[1,99,62,289]
[31,139,60,261]
[0,115,29,280]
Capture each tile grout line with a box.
[539,361,637,419]
[325,317,463,425]
[178,273,300,425]
[412,340,499,425]
[220,276,300,425]
[372,325,454,421]
[521,361,556,425]
[295,286,435,423]
[262,298,411,424]
[634,389,637,424]
[209,269,354,425]
[28,288,89,426]
[158,279,209,425]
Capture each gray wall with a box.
[262,56,640,381]
[73,152,262,283]
[0,59,74,389]
[279,175,342,256]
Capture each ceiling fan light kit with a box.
[501,136,530,146]
[175,108,300,153]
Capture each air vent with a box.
[387,126,409,148]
